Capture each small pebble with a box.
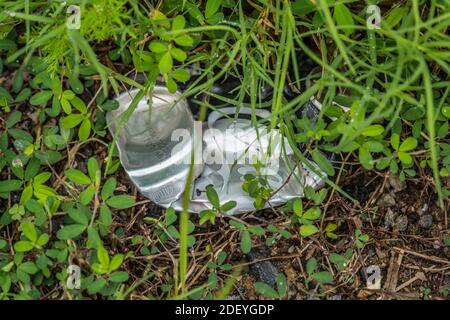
[395,215,408,231]
[388,175,406,192]
[378,193,396,208]
[408,212,419,223]
[418,214,433,229]
[384,208,397,228]
[419,204,429,216]
[247,249,279,286]
[433,240,441,250]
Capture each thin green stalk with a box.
[317,0,355,74]
[422,61,444,208]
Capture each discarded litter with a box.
[107,86,326,214]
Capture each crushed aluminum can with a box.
[106,87,204,207]
[107,86,325,215]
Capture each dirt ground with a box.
[106,148,449,300]
[3,96,449,300]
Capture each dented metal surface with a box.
[107,86,325,214]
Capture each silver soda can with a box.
[169,106,324,214]
[106,87,203,207]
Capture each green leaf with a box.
[292,0,316,17]
[87,157,100,182]
[33,172,52,185]
[391,134,400,150]
[385,7,407,28]
[97,245,110,268]
[87,278,106,294]
[21,221,37,242]
[91,262,107,275]
[65,169,91,185]
[325,223,337,232]
[9,128,33,142]
[87,226,101,249]
[276,273,287,297]
[293,198,303,216]
[170,47,187,62]
[186,2,204,24]
[359,146,373,170]
[340,140,360,152]
[172,15,186,31]
[78,118,91,141]
[149,41,168,53]
[171,68,190,82]
[101,178,116,200]
[399,137,417,152]
[206,185,220,208]
[29,90,53,106]
[109,254,124,272]
[151,9,168,21]
[71,96,87,114]
[310,271,333,284]
[306,258,317,274]
[63,90,75,100]
[205,0,222,19]
[329,252,347,271]
[6,110,22,128]
[68,76,84,94]
[16,88,31,103]
[0,239,8,250]
[37,233,49,247]
[24,157,41,181]
[442,106,450,119]
[109,271,129,283]
[333,3,354,35]
[0,179,22,193]
[302,207,321,220]
[312,149,335,176]
[229,219,245,230]
[19,262,38,274]
[14,241,34,252]
[248,225,265,236]
[199,209,216,225]
[60,98,72,114]
[100,100,119,111]
[220,200,236,212]
[438,122,449,138]
[106,195,135,209]
[99,204,113,227]
[174,35,194,47]
[240,230,252,254]
[60,114,84,128]
[398,151,412,165]
[207,11,224,25]
[362,124,384,137]
[300,224,319,237]
[25,199,47,225]
[56,224,86,240]
[167,77,177,93]
[68,206,89,226]
[158,52,173,74]
[362,141,384,153]
[254,282,279,299]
